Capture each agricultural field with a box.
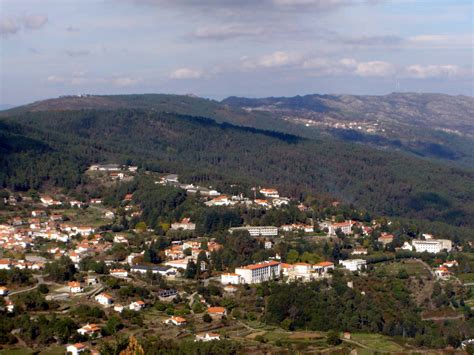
[374,259,431,278]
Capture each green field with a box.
[349,333,406,352]
[375,260,430,278]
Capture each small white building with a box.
[164,316,187,326]
[66,343,87,355]
[95,292,113,306]
[260,188,279,198]
[340,259,367,272]
[77,323,101,337]
[195,333,220,342]
[68,281,83,293]
[221,273,241,285]
[129,300,146,311]
[0,286,9,296]
[171,218,196,231]
[114,304,124,313]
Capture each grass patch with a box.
[458,273,474,283]
[0,348,34,355]
[350,333,405,352]
[376,260,430,278]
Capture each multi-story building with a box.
[412,239,452,253]
[235,260,280,284]
[340,259,367,272]
[328,220,355,235]
[229,226,278,237]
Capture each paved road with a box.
[8,274,48,296]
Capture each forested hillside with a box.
[1,109,473,236]
[4,93,473,168]
[223,93,474,168]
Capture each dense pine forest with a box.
[1,108,473,238]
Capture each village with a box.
[0,165,472,354]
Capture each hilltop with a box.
[4,92,474,168]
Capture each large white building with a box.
[229,226,278,237]
[328,221,355,236]
[340,259,367,272]
[412,239,452,253]
[234,261,281,284]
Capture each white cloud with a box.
[22,14,48,29]
[244,52,395,77]
[170,68,203,79]
[192,25,264,40]
[403,64,463,79]
[1,14,48,36]
[0,18,20,35]
[112,77,144,86]
[407,34,473,49]
[65,49,90,57]
[47,73,143,87]
[354,61,395,77]
[242,51,303,69]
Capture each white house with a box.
[195,332,220,342]
[340,259,367,272]
[77,323,101,337]
[221,273,241,285]
[95,292,113,306]
[401,241,413,251]
[66,343,87,355]
[352,247,368,255]
[0,259,12,270]
[75,226,95,236]
[260,188,279,198]
[129,300,146,311]
[235,260,280,284]
[0,286,9,296]
[205,195,234,207]
[164,316,187,326]
[68,281,83,293]
[434,266,450,280]
[114,304,124,313]
[171,218,196,231]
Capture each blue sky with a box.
[1,0,472,105]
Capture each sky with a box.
[1,0,473,106]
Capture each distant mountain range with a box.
[3,92,473,168]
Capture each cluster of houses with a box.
[163,239,222,270]
[88,164,138,182]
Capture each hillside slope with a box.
[4,93,473,167]
[222,93,474,167]
[1,109,473,235]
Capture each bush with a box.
[203,313,212,323]
[38,283,49,294]
[327,331,342,346]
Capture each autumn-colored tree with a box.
[120,336,144,355]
